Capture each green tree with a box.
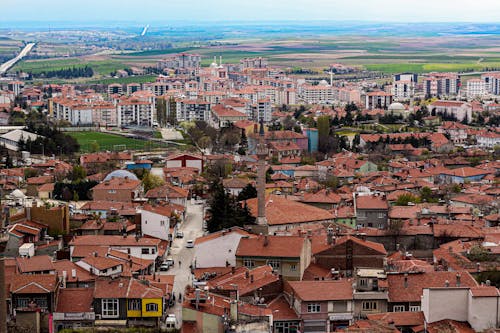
[237,184,258,201]
[69,165,87,183]
[207,179,255,232]
[395,193,420,206]
[90,141,100,153]
[420,186,438,203]
[142,172,165,192]
[317,115,330,153]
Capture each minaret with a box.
[255,118,268,234]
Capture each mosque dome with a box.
[103,170,139,181]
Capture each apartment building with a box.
[365,91,393,110]
[157,53,201,70]
[481,72,500,95]
[423,72,460,97]
[299,82,336,104]
[466,79,487,99]
[175,99,211,122]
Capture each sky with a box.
[1,0,500,23]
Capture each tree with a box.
[90,141,100,153]
[207,179,255,232]
[420,186,438,203]
[266,166,274,183]
[317,115,331,153]
[237,184,258,201]
[198,136,212,150]
[69,165,87,183]
[142,172,165,192]
[395,193,420,206]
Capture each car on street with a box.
[176,230,184,238]
[165,257,174,267]
[159,262,170,271]
[186,240,194,248]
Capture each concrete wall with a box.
[31,205,70,235]
[468,293,500,332]
[194,232,246,268]
[422,288,468,323]
[141,209,171,241]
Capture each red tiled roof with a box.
[367,311,424,327]
[245,194,334,225]
[236,235,306,258]
[10,274,58,294]
[16,255,54,273]
[56,288,94,313]
[285,279,353,301]
[387,271,478,303]
[356,195,388,210]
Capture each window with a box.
[393,305,405,312]
[243,259,254,268]
[142,248,150,255]
[151,248,156,254]
[378,212,386,218]
[359,279,367,286]
[145,303,158,312]
[307,303,321,313]
[290,264,297,271]
[108,190,116,194]
[357,211,366,218]
[267,259,280,270]
[128,299,141,311]
[17,297,30,308]
[102,299,119,318]
[362,301,377,312]
[275,321,299,333]
[410,305,421,312]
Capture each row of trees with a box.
[29,66,94,79]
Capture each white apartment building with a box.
[482,72,500,95]
[466,79,487,99]
[299,82,337,104]
[477,131,500,148]
[248,98,272,122]
[392,81,415,101]
[429,100,472,123]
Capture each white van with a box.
[186,240,194,248]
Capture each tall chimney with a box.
[404,273,408,288]
[327,227,334,245]
[256,118,268,234]
[456,273,461,287]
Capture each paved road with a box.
[161,200,205,327]
[0,43,36,74]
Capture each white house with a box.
[140,205,173,241]
[422,286,500,332]
[194,227,256,268]
[75,255,123,277]
[69,235,161,262]
[477,131,500,148]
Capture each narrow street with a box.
[161,200,205,326]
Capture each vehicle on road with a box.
[186,240,194,248]
[165,314,177,329]
[159,262,170,271]
[164,257,174,267]
[176,230,184,238]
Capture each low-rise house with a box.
[314,235,387,277]
[140,204,174,241]
[76,254,124,277]
[387,271,478,313]
[422,285,499,332]
[245,194,334,234]
[284,279,354,332]
[436,166,491,184]
[53,288,95,332]
[93,277,164,328]
[194,227,256,268]
[301,189,342,210]
[355,194,389,229]
[16,255,56,275]
[144,183,189,207]
[92,177,143,202]
[235,235,311,281]
[207,265,282,303]
[353,268,389,318]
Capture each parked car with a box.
[186,240,194,248]
[159,262,170,271]
[176,230,184,238]
[165,257,174,267]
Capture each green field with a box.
[68,131,168,153]
[13,58,127,76]
[87,75,158,85]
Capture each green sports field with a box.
[68,131,167,153]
